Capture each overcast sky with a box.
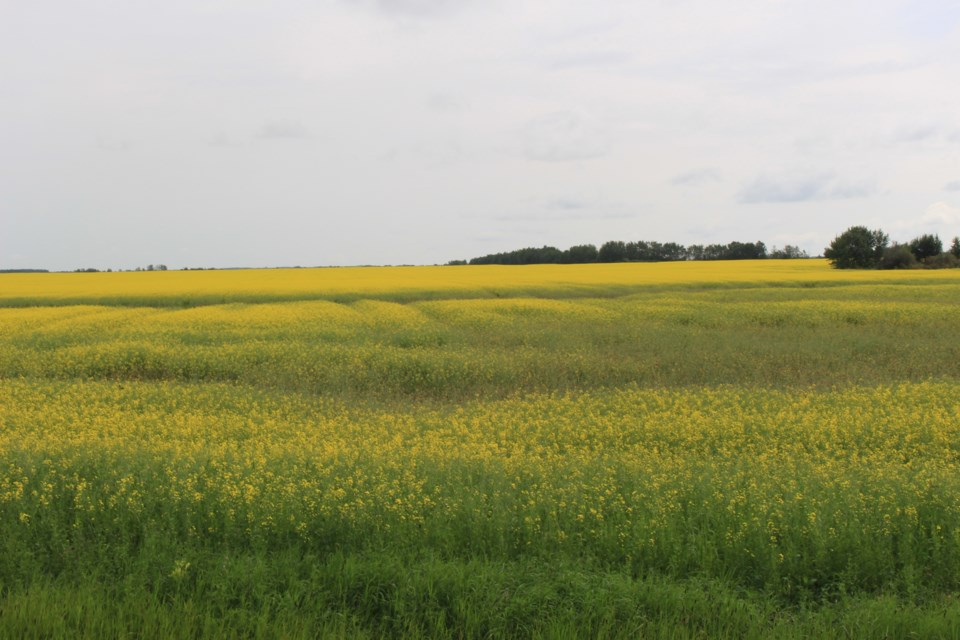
[2,0,959,270]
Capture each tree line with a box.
[825,227,960,269]
[452,240,808,266]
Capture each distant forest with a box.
[451,240,808,266]
[456,228,960,269]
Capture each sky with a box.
[2,0,960,270]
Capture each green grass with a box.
[4,552,960,639]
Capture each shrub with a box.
[879,245,918,270]
[923,252,960,269]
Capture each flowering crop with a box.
[3,259,960,307]
[3,379,960,599]
[2,261,960,635]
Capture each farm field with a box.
[2,260,960,638]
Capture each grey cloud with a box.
[208,132,236,148]
[887,202,960,238]
[425,93,467,114]
[847,59,917,76]
[494,199,633,222]
[670,168,721,187]
[893,125,943,143]
[546,50,633,71]
[95,135,133,152]
[256,121,312,140]
[495,211,634,222]
[381,139,467,167]
[521,110,609,163]
[829,181,878,199]
[546,198,587,210]
[922,202,960,226]
[738,173,876,204]
[8,1,960,271]
[368,0,465,17]
[889,124,960,145]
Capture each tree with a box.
[824,226,888,269]
[879,244,917,270]
[699,244,727,260]
[597,241,628,262]
[949,236,960,258]
[562,244,599,263]
[769,245,809,259]
[724,241,767,260]
[908,234,943,262]
[923,252,959,269]
[469,246,562,265]
[660,242,687,261]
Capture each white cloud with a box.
[889,124,960,145]
[922,201,960,227]
[670,168,722,187]
[365,0,469,18]
[256,121,312,140]
[546,197,587,210]
[885,202,960,243]
[520,110,610,163]
[208,132,236,148]
[737,172,876,204]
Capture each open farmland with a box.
[3,260,960,638]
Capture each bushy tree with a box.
[469,246,563,265]
[562,244,599,263]
[725,241,767,260]
[950,237,960,258]
[908,234,943,262]
[597,241,628,262]
[879,244,917,269]
[660,242,687,261]
[769,245,809,259]
[624,241,687,262]
[923,252,960,269]
[824,226,888,269]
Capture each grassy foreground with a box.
[2,261,960,637]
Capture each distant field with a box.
[2,261,960,638]
[4,259,960,307]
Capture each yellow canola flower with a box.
[1,259,959,591]
[2,379,959,564]
[4,260,960,307]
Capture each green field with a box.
[2,263,960,638]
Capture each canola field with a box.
[3,260,960,638]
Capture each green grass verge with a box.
[4,551,960,639]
